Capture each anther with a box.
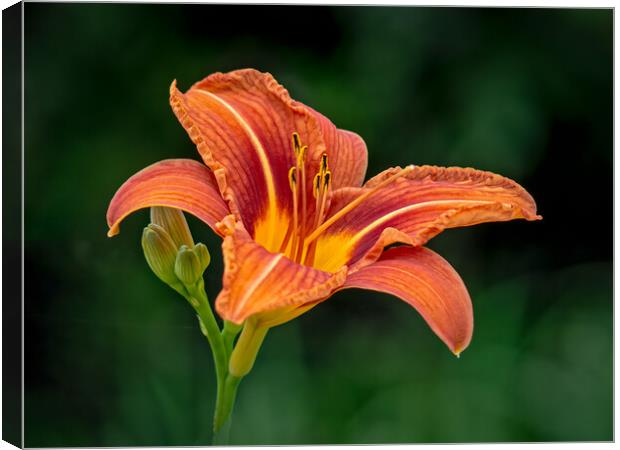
[323,171,331,189]
[288,166,297,190]
[320,153,329,173]
[292,132,302,156]
[313,173,321,199]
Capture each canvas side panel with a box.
[3,2,24,448]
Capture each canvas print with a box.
[4,3,613,447]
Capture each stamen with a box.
[305,159,332,266]
[287,166,299,256]
[313,171,330,231]
[285,133,310,262]
[293,145,308,262]
[278,219,294,254]
[311,155,331,230]
[287,133,342,264]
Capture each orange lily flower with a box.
[107,69,540,362]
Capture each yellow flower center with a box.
[251,132,415,273]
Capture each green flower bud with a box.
[193,242,211,270]
[174,245,203,287]
[141,224,183,290]
[150,207,194,248]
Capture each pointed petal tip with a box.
[524,213,542,222]
[343,247,473,359]
[452,341,469,358]
[107,226,119,238]
[169,79,178,94]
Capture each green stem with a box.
[190,286,227,385]
[222,320,242,355]
[212,374,242,443]
[186,285,267,444]
[188,284,237,442]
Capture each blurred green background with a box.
[23,5,612,446]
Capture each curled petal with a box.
[342,246,473,355]
[215,216,347,325]
[312,165,541,272]
[170,70,326,251]
[106,159,229,237]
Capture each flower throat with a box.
[279,133,414,269]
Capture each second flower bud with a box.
[175,243,211,288]
[142,207,211,303]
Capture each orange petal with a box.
[305,105,368,189]
[312,165,541,272]
[106,159,229,237]
[215,216,347,325]
[343,246,473,355]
